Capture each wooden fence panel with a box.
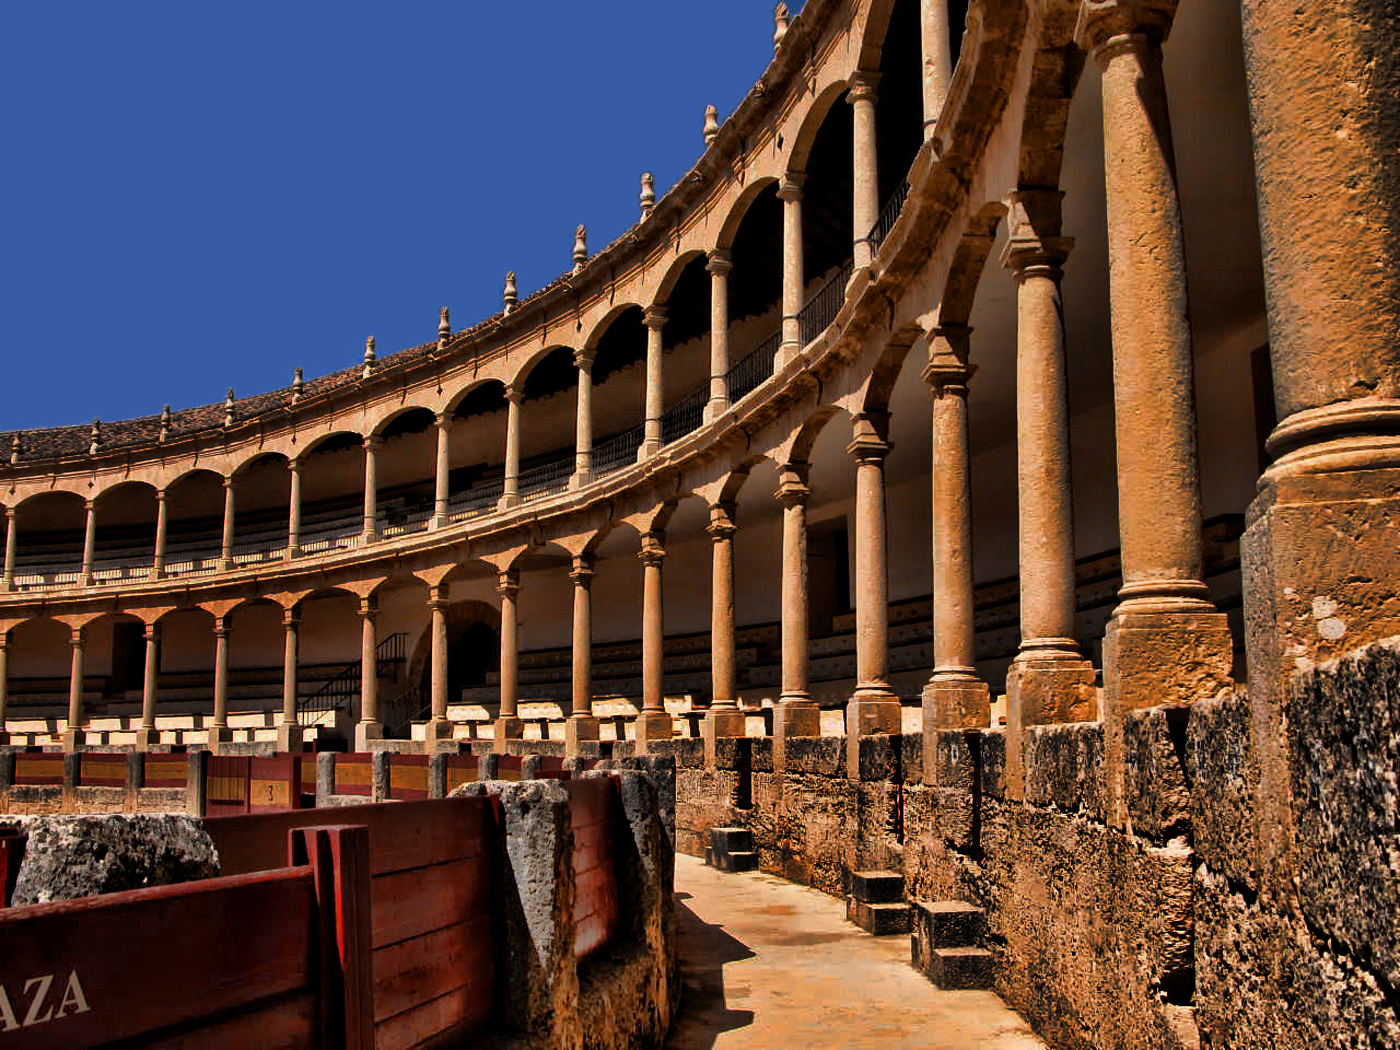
[143,753,189,790]
[335,753,375,797]
[249,754,305,813]
[568,776,620,959]
[386,754,429,801]
[443,754,479,794]
[206,755,251,816]
[0,831,24,908]
[75,753,127,789]
[495,755,523,782]
[12,752,63,786]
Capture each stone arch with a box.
[787,79,854,176]
[404,598,504,711]
[370,405,436,441]
[299,429,366,457]
[446,377,509,416]
[510,344,577,396]
[1015,0,1086,191]
[230,449,289,479]
[651,249,708,307]
[860,321,928,414]
[937,202,1007,329]
[715,176,780,251]
[583,302,647,353]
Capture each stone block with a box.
[1023,722,1105,819]
[1123,705,1192,841]
[854,734,897,781]
[980,729,1006,800]
[850,869,904,903]
[751,737,773,773]
[667,737,705,769]
[712,735,746,772]
[927,947,996,989]
[784,734,845,776]
[899,732,923,784]
[1184,691,1257,887]
[846,897,912,935]
[912,900,984,950]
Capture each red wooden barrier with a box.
[12,753,63,787]
[75,753,126,789]
[301,754,319,806]
[386,753,429,801]
[495,755,523,782]
[205,797,497,1047]
[0,825,373,1050]
[567,777,620,958]
[443,754,479,794]
[335,752,375,797]
[250,754,305,813]
[206,755,251,816]
[143,752,188,790]
[536,755,569,781]
[0,831,25,909]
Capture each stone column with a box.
[0,633,10,745]
[635,532,673,747]
[500,387,523,509]
[572,350,596,488]
[151,490,168,579]
[432,413,452,528]
[79,498,97,586]
[495,570,525,745]
[424,586,454,745]
[920,0,955,135]
[3,507,16,591]
[209,617,232,749]
[705,251,733,422]
[848,72,881,271]
[276,609,304,752]
[286,459,302,558]
[355,598,382,750]
[565,554,599,751]
[641,307,667,458]
[1001,193,1097,769]
[703,503,745,750]
[847,413,902,745]
[778,175,806,366]
[64,626,86,749]
[135,623,160,750]
[1076,2,1231,760]
[220,477,236,571]
[921,327,990,732]
[774,463,820,742]
[362,435,380,542]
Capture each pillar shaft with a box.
[642,307,667,457]
[708,506,738,710]
[0,637,9,743]
[920,0,955,134]
[220,478,236,570]
[849,73,881,270]
[281,611,300,726]
[80,499,96,585]
[573,352,596,486]
[151,491,168,579]
[212,622,230,730]
[570,557,593,717]
[360,602,379,729]
[362,436,380,540]
[140,625,159,734]
[287,460,302,557]
[779,177,806,361]
[850,416,895,698]
[423,588,453,745]
[68,628,85,733]
[777,466,812,704]
[498,571,520,718]
[3,508,15,591]
[433,414,451,528]
[501,390,523,508]
[706,252,732,422]
[635,532,674,747]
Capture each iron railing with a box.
[297,630,408,726]
[518,456,574,503]
[384,682,426,739]
[725,329,781,404]
[449,479,505,520]
[798,259,854,347]
[593,425,645,476]
[660,387,708,447]
[868,180,910,252]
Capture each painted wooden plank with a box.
[370,915,492,1025]
[121,990,317,1050]
[386,754,429,801]
[144,753,189,789]
[371,858,490,950]
[76,754,127,789]
[250,755,303,813]
[13,753,63,786]
[372,980,492,1050]
[443,755,479,794]
[334,753,375,797]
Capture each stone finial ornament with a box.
[504,272,519,314]
[224,389,236,427]
[437,308,451,348]
[159,405,172,442]
[363,335,377,378]
[774,3,790,48]
[573,225,588,274]
[640,172,656,220]
[704,105,720,147]
[291,367,304,403]
[10,433,20,465]
[89,419,102,455]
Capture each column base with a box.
[497,494,519,512]
[1005,654,1098,726]
[1102,606,1233,712]
[846,689,903,736]
[569,470,595,490]
[772,699,820,738]
[564,715,600,755]
[776,340,801,370]
[354,720,384,751]
[493,717,525,752]
[61,728,87,750]
[206,725,233,753]
[702,707,746,765]
[634,710,674,750]
[638,439,662,460]
[921,675,991,730]
[703,397,729,425]
[284,546,301,561]
[430,514,448,530]
[133,728,162,752]
[424,717,456,742]
[276,722,305,753]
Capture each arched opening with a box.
[92,481,158,583]
[795,92,855,345]
[8,617,76,717]
[654,255,713,446]
[589,306,648,475]
[164,469,229,574]
[14,492,86,588]
[725,182,785,400]
[447,381,510,516]
[374,407,437,537]
[230,452,291,565]
[296,432,366,554]
[874,0,925,210]
[517,346,579,501]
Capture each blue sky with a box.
[1,2,795,432]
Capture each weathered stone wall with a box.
[669,644,1400,1050]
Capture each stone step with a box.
[926,946,996,990]
[705,827,758,873]
[847,898,912,936]
[715,850,758,873]
[709,827,754,854]
[913,900,985,949]
[850,870,904,904]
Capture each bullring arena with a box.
[0,1,1396,1048]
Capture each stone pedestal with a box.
[921,677,990,730]
[61,728,86,750]
[634,710,674,750]
[276,722,304,753]
[564,714,599,755]
[493,716,525,752]
[354,720,384,752]
[133,728,162,752]
[773,701,819,739]
[205,725,233,753]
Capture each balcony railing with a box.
[660,387,708,447]
[593,425,645,477]
[868,180,910,252]
[726,329,781,404]
[519,456,574,503]
[798,259,854,347]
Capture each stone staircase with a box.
[911,900,996,989]
[704,827,758,873]
[845,871,912,935]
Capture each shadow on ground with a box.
[667,894,757,1048]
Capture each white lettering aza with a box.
[0,971,91,1031]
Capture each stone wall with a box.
[668,643,1400,1050]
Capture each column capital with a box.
[706,249,733,276]
[775,461,811,506]
[847,411,892,460]
[777,173,806,202]
[70,625,85,647]
[574,347,597,371]
[358,596,377,619]
[846,70,881,104]
[155,488,166,503]
[1075,0,1176,55]
[84,497,96,512]
[505,384,526,405]
[497,568,520,597]
[643,305,668,330]
[1000,190,1074,274]
[143,623,159,642]
[922,325,976,394]
[639,531,667,566]
[363,433,382,450]
[282,608,301,629]
[706,502,738,541]
[569,554,595,584]
[213,621,230,640]
[223,475,236,491]
[433,411,452,430]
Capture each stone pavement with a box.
[667,854,1045,1050]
